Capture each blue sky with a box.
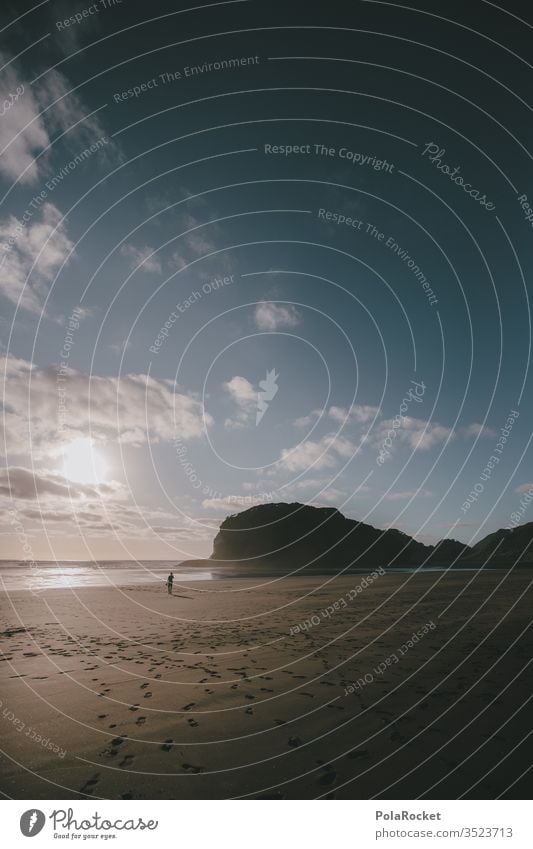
[1,0,532,559]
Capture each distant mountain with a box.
[210,502,469,569]
[461,522,533,565]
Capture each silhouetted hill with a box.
[461,522,533,565]
[210,502,469,569]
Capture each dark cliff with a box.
[210,502,469,568]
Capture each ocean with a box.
[0,560,214,591]
[0,560,496,592]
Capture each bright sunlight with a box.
[61,437,108,485]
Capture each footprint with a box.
[347,750,369,759]
[245,706,253,715]
[140,683,149,689]
[182,762,205,773]
[97,714,108,719]
[80,774,100,794]
[187,718,199,727]
[161,739,174,752]
[135,716,146,726]
[319,770,337,786]
[111,737,125,747]
[129,704,140,712]
[182,703,195,711]
[288,736,303,747]
[119,754,135,767]
[144,692,152,699]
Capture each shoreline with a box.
[0,560,521,594]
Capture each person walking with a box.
[166,571,174,595]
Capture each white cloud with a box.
[35,70,110,152]
[280,479,346,505]
[0,65,48,184]
[0,202,74,312]
[461,422,497,439]
[202,495,272,512]
[223,375,256,429]
[224,375,255,404]
[293,409,323,428]
[254,302,302,331]
[279,434,358,473]
[0,56,116,187]
[329,404,381,425]
[377,416,454,452]
[374,415,496,459]
[516,483,533,494]
[170,213,232,272]
[3,490,216,543]
[1,355,212,459]
[0,466,115,500]
[120,243,162,274]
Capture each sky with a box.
[1,0,532,560]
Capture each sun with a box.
[62,437,108,485]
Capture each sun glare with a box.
[62,437,108,485]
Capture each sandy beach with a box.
[0,570,531,800]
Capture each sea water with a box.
[0,560,213,591]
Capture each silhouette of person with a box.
[167,571,174,594]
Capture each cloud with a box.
[18,508,74,521]
[224,375,255,404]
[279,434,358,472]
[1,355,212,458]
[293,403,379,433]
[0,202,75,312]
[0,63,48,184]
[202,495,272,512]
[223,375,256,429]
[0,56,116,187]
[279,479,347,505]
[0,466,114,500]
[47,1,103,52]
[293,409,323,429]
[314,488,345,503]
[374,414,498,460]
[460,422,497,439]
[120,243,162,274]
[4,490,217,545]
[516,483,533,494]
[377,416,454,452]
[329,404,381,425]
[35,70,111,153]
[169,213,234,273]
[254,302,302,331]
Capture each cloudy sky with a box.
[1,0,532,560]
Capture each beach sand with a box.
[0,570,531,799]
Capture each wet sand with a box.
[0,570,531,799]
